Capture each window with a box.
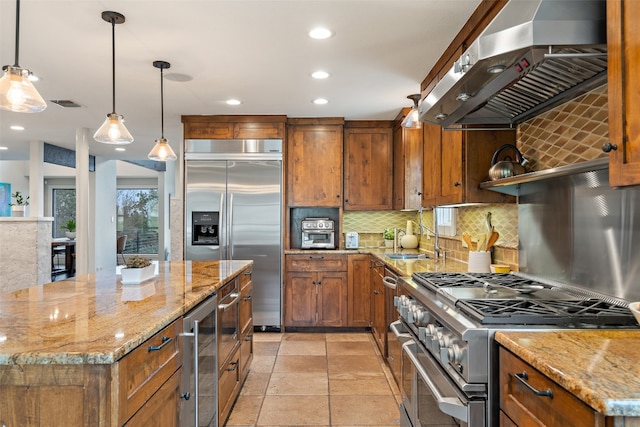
[52,189,76,238]
[116,188,159,255]
[435,207,457,237]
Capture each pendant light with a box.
[148,61,177,161]
[0,0,47,113]
[94,11,133,145]
[401,94,422,129]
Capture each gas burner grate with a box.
[412,272,544,291]
[457,299,638,327]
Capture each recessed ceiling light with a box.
[226,99,242,106]
[10,125,24,131]
[311,71,330,79]
[313,98,328,105]
[309,27,333,39]
[0,147,8,150]
[115,147,126,152]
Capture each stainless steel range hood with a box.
[419,0,607,128]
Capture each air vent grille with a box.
[51,100,82,108]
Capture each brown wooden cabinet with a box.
[421,123,516,206]
[499,346,605,427]
[286,118,345,207]
[347,254,372,327]
[182,115,287,139]
[393,109,424,210]
[607,0,640,187]
[284,254,348,327]
[343,121,394,210]
[370,258,386,355]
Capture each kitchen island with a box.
[0,260,252,426]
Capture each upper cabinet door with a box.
[286,121,344,207]
[607,0,640,186]
[344,124,394,210]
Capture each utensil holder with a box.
[468,251,491,273]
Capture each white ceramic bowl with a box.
[629,302,640,325]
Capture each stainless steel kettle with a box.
[488,144,529,180]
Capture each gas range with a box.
[395,271,637,427]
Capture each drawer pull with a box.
[514,372,553,398]
[226,361,239,372]
[148,336,172,352]
[244,295,252,301]
[180,392,191,400]
[309,255,325,259]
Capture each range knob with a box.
[447,343,463,365]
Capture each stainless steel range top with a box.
[411,272,637,327]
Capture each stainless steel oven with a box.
[181,294,218,427]
[400,340,485,427]
[395,272,637,427]
[301,217,335,249]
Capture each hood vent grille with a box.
[419,0,607,128]
[473,47,607,125]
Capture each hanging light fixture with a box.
[148,61,177,161]
[401,94,422,129]
[94,11,133,145]
[0,0,46,113]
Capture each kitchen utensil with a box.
[484,230,499,251]
[468,251,491,273]
[485,212,492,234]
[462,231,473,248]
[488,144,529,180]
[476,234,486,253]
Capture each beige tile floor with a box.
[226,332,402,427]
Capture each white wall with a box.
[0,161,29,209]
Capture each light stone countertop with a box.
[496,330,640,417]
[0,260,252,365]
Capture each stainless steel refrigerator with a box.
[185,139,282,330]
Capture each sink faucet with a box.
[416,207,441,259]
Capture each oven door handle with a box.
[402,341,469,423]
[390,320,411,342]
[383,276,397,290]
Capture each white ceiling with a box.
[0,0,481,161]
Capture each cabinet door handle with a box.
[312,281,316,285]
[514,372,553,398]
[602,142,618,153]
[454,181,461,187]
[373,290,380,295]
[148,336,172,352]
[244,295,252,301]
[226,361,239,371]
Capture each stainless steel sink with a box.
[385,253,428,260]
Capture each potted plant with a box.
[121,255,155,285]
[61,219,76,239]
[383,228,395,248]
[9,191,29,217]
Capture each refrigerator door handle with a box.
[219,193,225,258]
[229,193,234,259]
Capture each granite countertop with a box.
[496,330,640,417]
[284,248,469,276]
[0,260,252,366]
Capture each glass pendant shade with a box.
[401,94,422,129]
[401,106,421,129]
[0,66,46,112]
[94,113,134,144]
[148,137,177,161]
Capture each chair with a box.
[117,235,127,265]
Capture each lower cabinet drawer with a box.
[118,319,182,425]
[499,346,604,427]
[124,367,182,427]
[286,254,347,272]
[240,332,253,378]
[219,349,240,425]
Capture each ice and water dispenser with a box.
[191,211,219,245]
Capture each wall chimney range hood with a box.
[419,0,607,128]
